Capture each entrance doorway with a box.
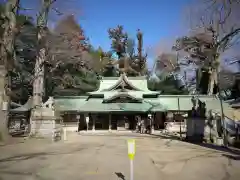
[112,114,136,130]
[95,114,109,130]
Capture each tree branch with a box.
[50,0,57,5]
[52,7,63,16]
[217,28,240,48]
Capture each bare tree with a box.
[155,53,178,73]
[33,0,86,106]
[173,0,240,94]
[48,15,91,68]
[0,0,20,141]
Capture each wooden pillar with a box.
[109,114,112,131]
[92,114,95,131]
[84,114,89,131]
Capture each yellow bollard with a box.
[128,139,135,180]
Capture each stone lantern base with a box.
[30,107,62,140]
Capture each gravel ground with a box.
[0,132,240,180]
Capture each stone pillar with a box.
[30,108,62,139]
[109,114,112,131]
[92,115,95,131]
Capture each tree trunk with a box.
[208,58,220,95]
[33,0,51,108]
[0,66,10,142]
[208,70,214,95]
[0,0,19,142]
[30,0,52,135]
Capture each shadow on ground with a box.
[0,144,99,163]
[115,172,126,180]
[81,132,240,156]
[80,132,164,139]
[151,133,240,156]
[222,154,240,161]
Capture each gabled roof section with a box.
[102,73,141,91]
[125,75,151,92]
[96,76,120,92]
[108,75,140,91]
[89,73,159,95]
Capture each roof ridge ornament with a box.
[120,81,125,90]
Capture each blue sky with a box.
[6,0,238,71]
[79,0,192,50]
[78,0,193,68]
[2,0,193,69]
[12,0,193,68]
[15,0,193,52]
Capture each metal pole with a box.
[178,97,182,139]
[219,89,227,147]
[130,159,133,180]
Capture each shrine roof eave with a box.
[103,93,143,102]
[88,90,160,95]
[80,98,167,112]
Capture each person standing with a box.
[138,119,141,133]
[136,116,141,133]
[77,115,81,132]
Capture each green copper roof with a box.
[54,96,87,111]
[53,95,197,112]
[80,98,166,112]
[127,76,150,91]
[10,97,33,112]
[97,77,119,92]
[53,95,240,120]
[90,74,158,95]
[198,96,240,120]
[147,95,215,111]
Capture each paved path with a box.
[0,133,240,180]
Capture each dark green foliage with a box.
[148,75,188,95]
[102,62,119,77]
[0,3,101,101]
